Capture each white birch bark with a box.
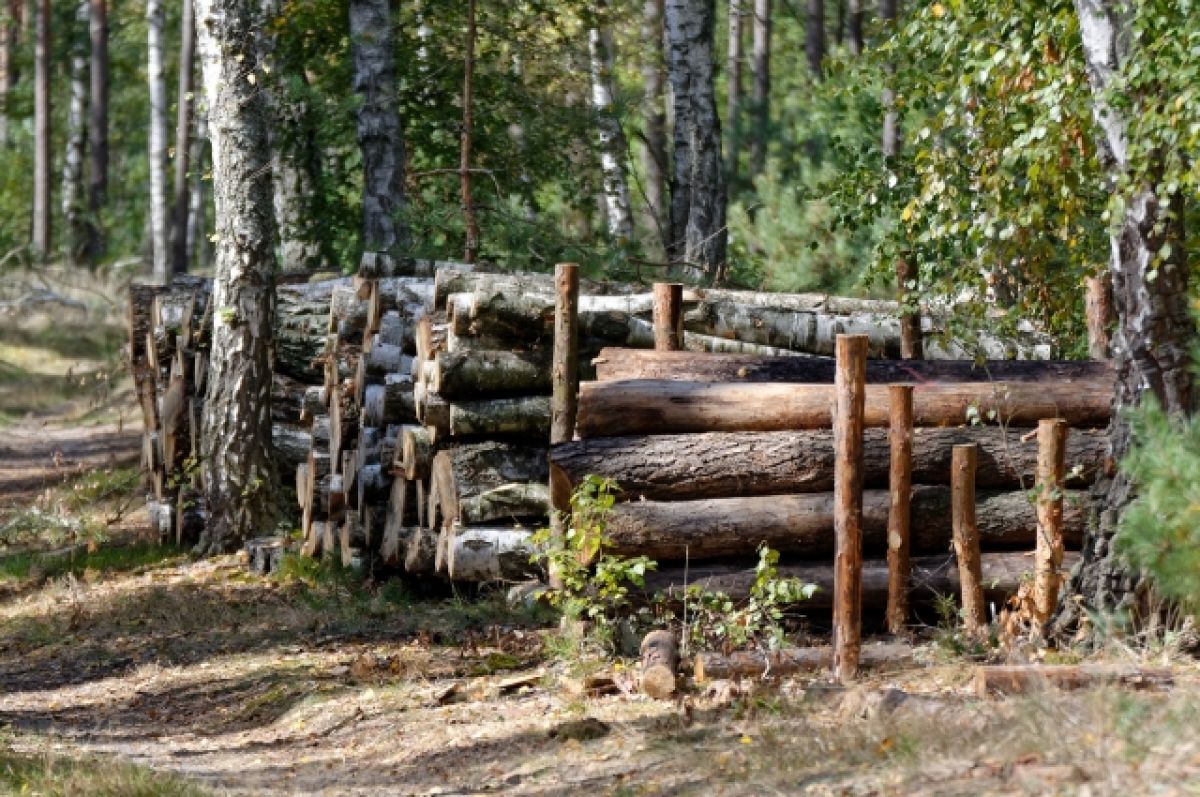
[146,0,169,281]
[61,0,88,264]
[195,0,279,553]
[588,15,634,243]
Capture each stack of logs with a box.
[129,265,1072,592]
[550,346,1114,619]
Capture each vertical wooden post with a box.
[951,444,987,634]
[1033,418,1068,629]
[548,262,580,589]
[1084,275,1112,360]
[652,282,684,351]
[886,383,913,636]
[896,259,923,359]
[832,333,868,683]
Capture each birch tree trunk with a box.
[171,0,195,275]
[725,0,742,187]
[1055,0,1195,634]
[146,0,169,281]
[87,0,107,258]
[31,0,50,259]
[61,0,89,266]
[665,0,727,282]
[639,0,669,255]
[749,0,770,174]
[350,0,411,263]
[588,9,635,243]
[195,0,279,554]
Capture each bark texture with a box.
[171,0,195,275]
[196,0,279,553]
[749,0,770,173]
[147,0,169,281]
[350,0,410,258]
[61,0,89,265]
[665,0,727,281]
[588,6,634,242]
[31,0,49,258]
[639,0,669,253]
[88,0,107,226]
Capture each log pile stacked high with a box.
[551,349,1115,617]
[131,266,1088,598]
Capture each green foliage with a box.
[0,466,140,552]
[680,543,817,653]
[1116,398,1200,611]
[532,475,656,647]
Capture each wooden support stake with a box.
[833,333,868,683]
[1084,275,1112,360]
[652,282,684,351]
[549,262,580,589]
[886,384,914,635]
[951,444,987,634]
[1033,418,1068,630]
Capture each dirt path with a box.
[0,419,141,512]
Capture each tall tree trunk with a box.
[61,0,89,266]
[195,0,279,554]
[588,9,635,243]
[350,0,411,264]
[665,0,727,282]
[846,0,862,55]
[171,0,195,275]
[725,0,742,188]
[30,0,49,259]
[187,105,210,268]
[880,0,900,158]
[639,0,669,256]
[0,1,14,148]
[260,0,320,274]
[459,0,479,263]
[146,0,169,281]
[1054,0,1195,635]
[806,0,825,78]
[749,0,770,175]
[86,0,107,258]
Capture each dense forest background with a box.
[2,0,1199,357]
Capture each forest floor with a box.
[1,273,1199,796]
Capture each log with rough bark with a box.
[445,523,539,582]
[833,334,867,683]
[549,427,1106,501]
[602,487,1087,562]
[275,278,353,381]
[432,267,641,312]
[431,442,550,526]
[395,425,435,479]
[591,349,1112,384]
[329,283,369,342]
[431,349,552,399]
[575,379,1112,437]
[362,374,416,427]
[643,551,1079,609]
[694,641,914,681]
[424,395,552,440]
[273,423,312,481]
[639,630,679,699]
[952,445,987,634]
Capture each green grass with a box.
[0,742,211,796]
[0,543,187,585]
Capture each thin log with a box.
[952,444,987,634]
[575,379,1112,437]
[432,349,551,400]
[551,262,580,443]
[833,334,867,683]
[886,384,914,635]
[1033,419,1067,630]
[973,665,1173,697]
[397,425,435,479]
[639,629,679,699]
[442,395,551,439]
[652,283,683,351]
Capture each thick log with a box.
[374,309,411,353]
[329,283,369,342]
[575,379,1112,437]
[275,278,353,381]
[272,423,312,481]
[380,523,415,567]
[591,349,1112,384]
[366,276,432,336]
[952,445,986,634]
[549,427,1106,501]
[433,267,640,312]
[643,551,1080,610]
[432,349,552,400]
[431,442,550,525]
[973,665,1173,697]
[458,482,550,525]
[695,641,913,681]
[383,477,417,544]
[653,283,684,351]
[601,487,1088,562]
[363,375,417,427]
[405,526,439,574]
[886,385,914,635]
[445,523,539,582]
[640,630,679,699]
[340,510,365,566]
[1033,419,1068,629]
[833,335,867,683]
[396,425,435,479]
[442,395,552,439]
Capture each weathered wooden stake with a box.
[1084,274,1112,360]
[549,262,580,588]
[951,443,987,634]
[833,333,868,683]
[886,383,914,635]
[1033,418,1068,630]
[652,282,684,351]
